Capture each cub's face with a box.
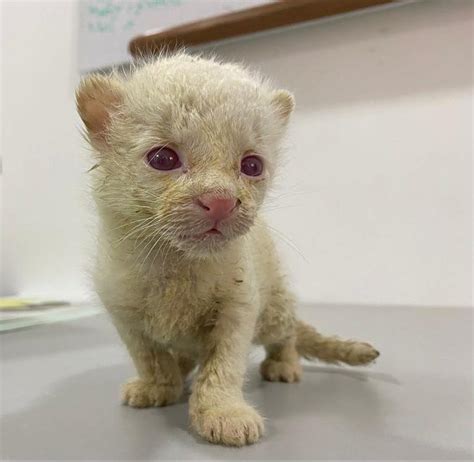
[77,55,293,257]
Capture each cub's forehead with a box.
[118,57,276,151]
[123,57,271,117]
[128,55,264,90]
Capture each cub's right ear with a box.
[76,74,123,147]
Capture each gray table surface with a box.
[1,304,472,460]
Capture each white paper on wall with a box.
[78,0,273,72]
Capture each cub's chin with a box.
[172,232,236,258]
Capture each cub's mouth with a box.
[204,228,222,235]
[174,220,250,252]
[164,199,257,253]
[181,227,227,242]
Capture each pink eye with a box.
[241,155,264,177]
[146,146,182,171]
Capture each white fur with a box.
[76,53,379,446]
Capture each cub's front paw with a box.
[260,358,302,383]
[190,403,264,446]
[121,378,182,408]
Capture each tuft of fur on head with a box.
[76,52,294,260]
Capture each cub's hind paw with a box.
[121,378,182,408]
[260,358,302,383]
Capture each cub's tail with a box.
[295,320,380,366]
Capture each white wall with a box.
[1,0,94,300]
[0,1,3,295]
[204,0,472,307]
[1,0,472,307]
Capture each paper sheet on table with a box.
[0,300,102,332]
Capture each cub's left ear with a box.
[76,74,123,148]
[271,89,295,123]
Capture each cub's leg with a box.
[189,305,264,447]
[257,284,379,381]
[260,336,302,383]
[256,284,302,383]
[174,351,197,380]
[113,320,183,408]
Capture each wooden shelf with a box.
[129,0,398,57]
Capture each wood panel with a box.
[129,0,398,57]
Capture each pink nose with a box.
[196,194,238,221]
